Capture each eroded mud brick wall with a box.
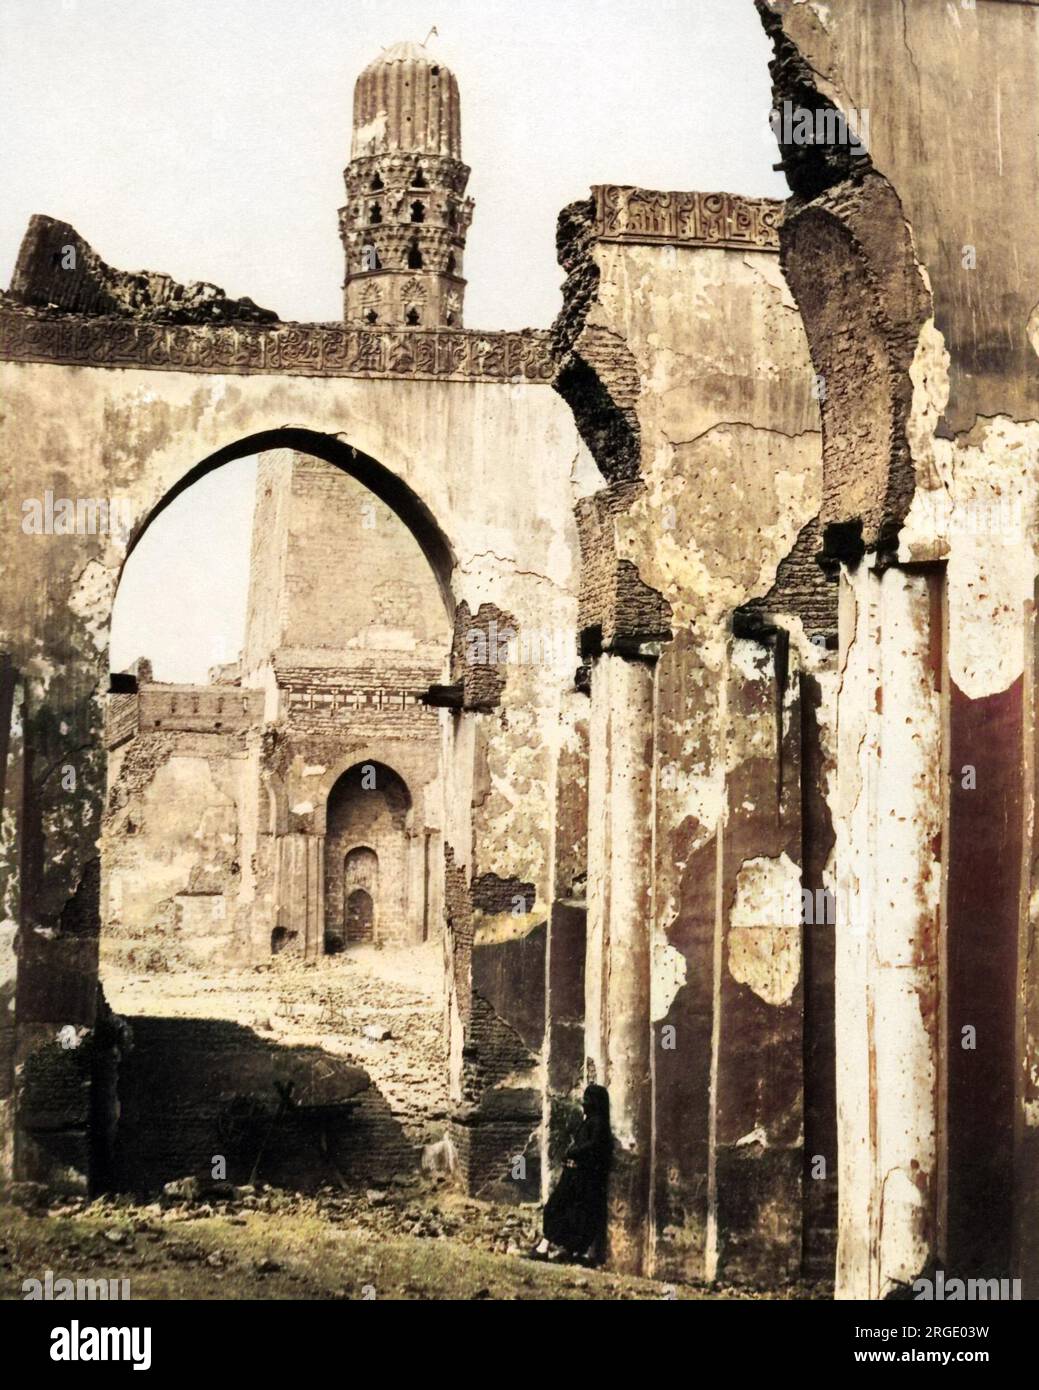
[757,0,1039,1297]
[553,184,834,1281]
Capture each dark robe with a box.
[543,1107,611,1255]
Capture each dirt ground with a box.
[0,1189,824,1302]
[100,942,451,1149]
[0,945,829,1301]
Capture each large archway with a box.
[102,434,453,973]
[91,431,455,1198]
[122,428,457,620]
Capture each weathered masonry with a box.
[756,0,1039,1298]
[552,182,832,1278]
[3,10,1036,1297]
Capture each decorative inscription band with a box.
[0,310,556,382]
[594,185,781,252]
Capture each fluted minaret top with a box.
[352,41,461,159]
[340,41,473,328]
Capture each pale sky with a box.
[2,0,786,681]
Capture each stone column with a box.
[706,632,805,1284]
[835,560,942,1299]
[587,651,655,1273]
[1019,576,1039,1290]
[307,835,325,959]
[543,687,589,1195]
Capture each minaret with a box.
[339,41,473,329]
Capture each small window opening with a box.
[413,168,427,188]
[405,307,420,325]
[369,202,382,224]
[446,252,456,275]
[370,172,383,190]
[406,241,423,269]
[364,309,378,325]
[410,200,425,223]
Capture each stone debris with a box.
[7,214,279,323]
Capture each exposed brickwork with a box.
[735,515,837,641]
[758,5,930,558]
[553,202,674,652]
[755,1,872,203]
[555,333,641,485]
[450,1094,541,1203]
[780,177,930,558]
[110,1016,415,1192]
[471,922,545,1053]
[449,602,517,711]
[575,486,672,650]
[554,199,641,486]
[112,685,264,742]
[470,873,535,916]
[105,693,138,750]
[443,843,472,1027]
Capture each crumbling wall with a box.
[757,0,1039,1298]
[0,217,591,1193]
[7,215,277,324]
[552,183,830,1281]
[440,593,588,1202]
[101,721,260,971]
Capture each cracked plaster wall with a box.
[101,728,261,971]
[553,191,832,1282]
[760,0,1039,1296]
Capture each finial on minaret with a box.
[338,40,472,329]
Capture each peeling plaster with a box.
[736,1125,769,1148]
[902,319,1039,699]
[68,559,116,655]
[728,853,802,1007]
[651,937,687,1021]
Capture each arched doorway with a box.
[81,430,453,1199]
[324,764,411,950]
[323,845,380,950]
[344,846,378,923]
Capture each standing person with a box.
[530,1084,612,1266]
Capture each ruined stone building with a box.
[2,1,1039,1300]
[103,448,450,967]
